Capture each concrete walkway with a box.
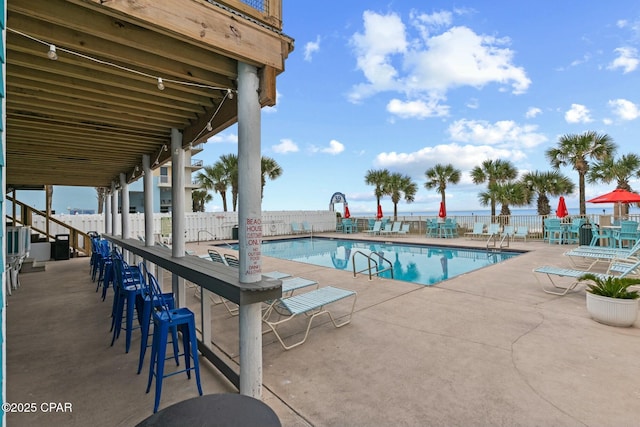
[6,233,640,426]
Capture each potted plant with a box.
[578,273,640,327]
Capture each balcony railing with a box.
[215,0,282,29]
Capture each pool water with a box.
[229,237,521,286]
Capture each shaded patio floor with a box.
[6,233,640,426]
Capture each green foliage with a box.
[578,273,640,299]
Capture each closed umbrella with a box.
[376,204,383,219]
[344,205,351,219]
[438,201,446,219]
[556,196,569,218]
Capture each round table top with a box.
[135,393,281,427]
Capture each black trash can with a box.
[52,234,70,260]
[579,223,595,246]
[232,225,239,240]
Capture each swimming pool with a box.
[228,237,521,286]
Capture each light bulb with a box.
[157,77,165,90]
[227,88,234,99]
[47,45,58,60]
[206,122,213,132]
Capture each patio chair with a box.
[291,222,304,234]
[223,253,239,268]
[512,226,529,242]
[565,218,586,244]
[481,223,501,239]
[208,249,226,264]
[612,220,640,248]
[441,218,458,238]
[263,286,357,350]
[533,258,640,296]
[302,221,313,233]
[426,219,440,237]
[262,276,319,320]
[501,225,515,239]
[544,218,565,244]
[111,253,144,353]
[381,221,402,235]
[464,222,485,240]
[365,221,382,235]
[397,223,411,236]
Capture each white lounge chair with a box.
[512,226,529,242]
[365,221,382,235]
[291,222,304,234]
[533,258,640,296]
[464,223,485,240]
[564,240,640,269]
[381,221,402,235]
[397,223,411,236]
[263,286,357,350]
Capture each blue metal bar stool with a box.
[136,262,178,375]
[96,240,114,300]
[146,264,202,413]
[111,252,143,353]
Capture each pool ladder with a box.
[486,233,510,253]
[351,250,394,281]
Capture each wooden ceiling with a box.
[5,0,293,189]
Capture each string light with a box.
[47,44,58,60]
[7,28,234,92]
[9,27,239,148]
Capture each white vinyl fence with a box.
[30,210,337,243]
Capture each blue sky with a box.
[23,1,640,216]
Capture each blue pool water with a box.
[228,237,521,286]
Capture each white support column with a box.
[237,62,263,399]
[170,128,186,307]
[104,190,112,234]
[143,154,153,248]
[111,181,118,236]
[120,173,130,240]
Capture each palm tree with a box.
[260,156,283,199]
[196,163,230,211]
[384,172,417,220]
[492,182,529,216]
[365,169,391,209]
[424,163,461,211]
[95,187,108,214]
[192,189,212,212]
[587,153,640,217]
[218,153,239,211]
[545,131,617,215]
[520,171,575,216]
[471,159,518,218]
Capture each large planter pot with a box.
[586,292,639,327]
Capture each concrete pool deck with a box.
[6,232,640,426]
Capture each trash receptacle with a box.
[232,225,239,240]
[579,223,594,246]
[52,234,70,260]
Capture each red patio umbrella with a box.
[344,205,351,219]
[438,201,446,219]
[556,196,569,218]
[376,204,383,219]
[587,188,640,218]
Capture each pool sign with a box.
[243,216,262,277]
[329,192,348,211]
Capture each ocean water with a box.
[353,207,640,217]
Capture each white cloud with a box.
[564,103,593,123]
[374,143,526,179]
[608,98,640,120]
[448,119,547,148]
[608,47,639,73]
[272,138,299,154]
[310,139,345,155]
[348,10,530,114]
[386,98,449,119]
[304,36,321,62]
[525,107,542,118]
[207,133,237,144]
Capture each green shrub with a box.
[578,273,640,299]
